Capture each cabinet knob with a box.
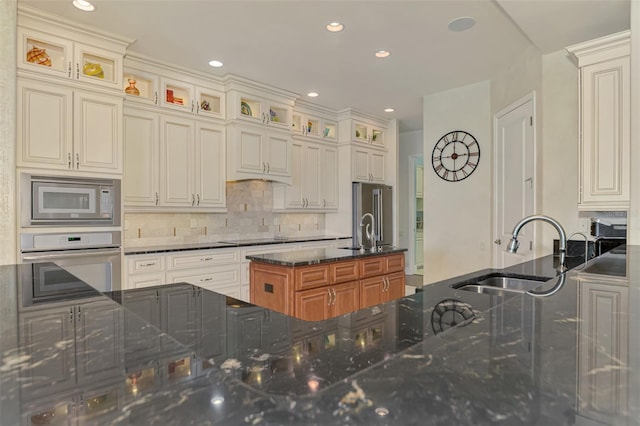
[494,239,502,245]
[68,152,72,169]
[68,62,72,78]
[75,63,80,79]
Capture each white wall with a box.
[398,130,423,257]
[540,49,582,252]
[423,81,492,283]
[0,1,17,265]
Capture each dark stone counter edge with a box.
[124,236,352,255]
[245,247,408,267]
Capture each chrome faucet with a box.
[359,213,376,251]
[506,215,567,272]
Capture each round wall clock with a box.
[431,130,480,182]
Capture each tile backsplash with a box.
[124,180,327,247]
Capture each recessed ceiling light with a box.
[307,92,319,98]
[326,22,344,32]
[384,108,395,113]
[448,17,476,32]
[375,50,391,58]
[208,60,223,68]
[72,0,95,11]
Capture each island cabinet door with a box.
[386,272,406,301]
[360,276,386,309]
[296,287,332,321]
[331,281,360,317]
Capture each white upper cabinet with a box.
[122,56,226,119]
[17,11,129,92]
[352,146,386,184]
[225,78,297,183]
[123,106,226,212]
[227,89,292,130]
[273,140,338,211]
[292,111,337,142]
[567,31,630,210]
[346,120,385,147]
[18,78,122,174]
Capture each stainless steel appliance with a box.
[351,182,393,250]
[22,174,121,226]
[590,217,626,256]
[20,231,122,292]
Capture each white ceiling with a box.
[21,0,630,133]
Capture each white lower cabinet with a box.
[123,106,225,211]
[577,278,629,425]
[125,249,244,300]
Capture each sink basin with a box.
[579,254,626,277]
[452,273,551,296]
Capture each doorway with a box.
[408,154,424,274]
[493,93,536,268]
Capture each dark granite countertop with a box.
[124,235,351,255]
[246,246,408,267]
[2,247,638,425]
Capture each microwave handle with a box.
[22,247,121,261]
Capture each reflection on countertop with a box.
[1,246,638,425]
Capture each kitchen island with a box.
[1,248,638,425]
[248,247,407,320]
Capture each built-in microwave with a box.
[22,174,121,226]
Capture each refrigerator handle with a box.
[373,189,383,242]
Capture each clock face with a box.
[431,131,480,182]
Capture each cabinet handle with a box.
[155,192,159,205]
[191,101,195,113]
[327,288,332,306]
[67,62,72,78]
[69,307,74,323]
[323,199,326,208]
[201,257,213,261]
[262,162,266,173]
[192,194,195,206]
[197,194,200,206]
[76,63,80,79]
[332,288,337,305]
[266,163,270,173]
[156,289,160,303]
[76,306,82,321]
[76,153,80,169]
[200,277,213,282]
[68,152,72,169]
[154,92,158,104]
[140,262,156,267]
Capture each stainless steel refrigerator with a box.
[352,182,393,249]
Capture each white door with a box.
[74,91,122,173]
[265,131,290,177]
[286,141,304,208]
[352,147,370,182]
[494,95,535,268]
[370,151,386,183]
[304,143,322,208]
[194,122,225,208]
[322,146,339,209]
[160,115,193,206]
[123,109,159,206]
[237,127,264,173]
[17,79,73,170]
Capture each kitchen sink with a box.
[579,253,626,277]
[452,273,551,296]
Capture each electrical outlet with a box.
[579,218,590,232]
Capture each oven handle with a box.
[22,247,121,261]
